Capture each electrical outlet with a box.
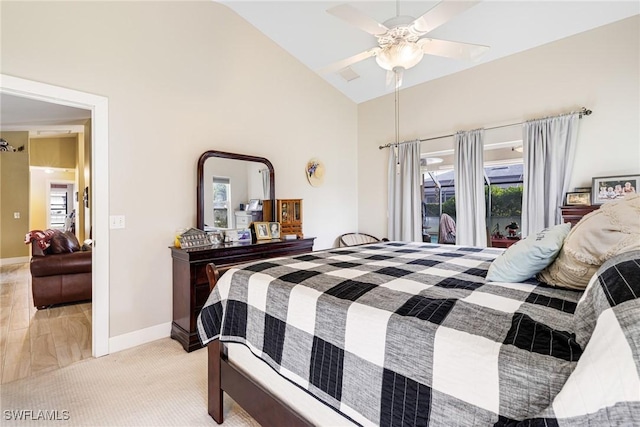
[13,212,20,219]
[109,215,125,229]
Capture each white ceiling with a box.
[222,1,639,103]
[0,93,91,127]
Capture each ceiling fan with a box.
[320,1,490,87]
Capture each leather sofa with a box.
[29,231,92,309]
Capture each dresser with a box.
[560,205,600,226]
[170,237,315,352]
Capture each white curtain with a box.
[387,140,422,242]
[522,113,579,237]
[454,129,487,247]
[261,169,270,199]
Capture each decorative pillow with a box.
[486,222,571,283]
[48,230,81,254]
[537,194,640,290]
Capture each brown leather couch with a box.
[30,231,92,309]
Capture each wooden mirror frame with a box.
[197,150,275,230]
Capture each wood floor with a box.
[0,263,92,384]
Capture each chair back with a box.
[339,233,380,247]
[438,214,456,244]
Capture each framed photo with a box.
[565,192,591,206]
[591,174,639,205]
[224,228,251,243]
[254,222,271,240]
[573,187,591,193]
[269,222,281,239]
[247,199,260,211]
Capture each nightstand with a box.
[560,205,600,226]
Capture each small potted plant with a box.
[505,222,519,239]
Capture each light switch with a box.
[13,212,20,219]
[109,215,125,229]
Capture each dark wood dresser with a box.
[560,205,600,226]
[170,237,315,352]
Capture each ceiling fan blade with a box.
[318,48,380,75]
[412,1,481,34]
[327,4,388,36]
[419,38,489,62]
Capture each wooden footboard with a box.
[205,263,311,426]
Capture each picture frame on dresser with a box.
[591,174,639,205]
[565,192,591,206]
[254,222,271,240]
[247,199,260,211]
[269,222,281,239]
[573,187,591,193]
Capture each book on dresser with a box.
[169,237,315,352]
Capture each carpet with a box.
[0,338,259,426]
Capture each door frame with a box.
[1,74,110,357]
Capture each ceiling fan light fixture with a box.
[375,41,424,71]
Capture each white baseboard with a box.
[108,322,172,354]
[0,256,30,266]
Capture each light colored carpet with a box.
[0,338,259,426]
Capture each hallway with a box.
[0,263,91,383]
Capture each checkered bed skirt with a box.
[198,242,640,426]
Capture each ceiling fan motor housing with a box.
[375,15,427,71]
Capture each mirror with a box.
[197,150,275,231]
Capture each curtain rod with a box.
[378,107,592,150]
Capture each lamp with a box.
[376,41,424,71]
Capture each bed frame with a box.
[205,264,312,426]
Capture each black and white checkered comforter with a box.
[197,242,640,426]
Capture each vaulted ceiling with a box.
[222,1,639,103]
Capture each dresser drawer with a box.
[235,214,251,228]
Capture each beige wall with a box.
[0,2,358,337]
[29,137,77,169]
[0,131,30,259]
[358,15,640,239]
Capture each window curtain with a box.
[261,169,270,200]
[454,129,487,247]
[387,140,422,241]
[522,113,579,237]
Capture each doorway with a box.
[1,74,110,357]
[47,181,76,230]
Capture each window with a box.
[485,164,523,239]
[212,177,231,228]
[422,169,455,243]
[421,139,524,244]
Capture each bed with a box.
[197,242,640,426]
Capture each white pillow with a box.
[486,223,571,283]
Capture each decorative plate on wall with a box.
[306,159,325,187]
